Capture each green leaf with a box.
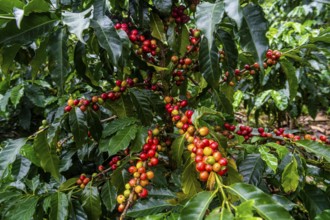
[50,192,69,220]
[150,13,166,43]
[229,183,294,220]
[69,107,88,148]
[0,138,27,178]
[20,144,40,167]
[255,90,272,108]
[101,180,117,212]
[130,126,148,153]
[102,117,137,138]
[86,108,102,141]
[224,0,243,29]
[24,84,45,107]
[62,6,93,44]
[259,146,278,173]
[91,16,122,66]
[23,0,50,15]
[238,4,268,69]
[182,159,202,197]
[281,157,299,193]
[130,89,154,126]
[196,2,224,49]
[0,44,20,75]
[280,59,298,101]
[0,14,58,46]
[296,140,330,162]
[179,191,217,220]
[59,178,78,191]
[239,154,265,186]
[299,184,330,219]
[315,210,330,220]
[236,200,255,218]
[81,184,102,220]
[171,135,185,166]
[0,90,11,112]
[126,198,173,218]
[101,124,137,155]
[148,188,176,199]
[264,143,289,160]
[70,200,88,220]
[33,131,60,181]
[31,38,48,80]
[104,95,133,118]
[48,28,70,95]
[216,29,238,71]
[233,90,243,110]
[0,0,24,13]
[153,0,172,14]
[3,196,39,220]
[10,84,24,108]
[271,90,288,111]
[199,37,221,89]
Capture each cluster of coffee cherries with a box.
[236,125,253,140]
[265,49,282,67]
[98,155,121,172]
[170,5,190,24]
[115,22,160,64]
[116,129,159,212]
[164,97,228,181]
[64,78,137,113]
[188,128,228,181]
[76,173,95,189]
[170,29,200,85]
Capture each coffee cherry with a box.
[118,204,125,212]
[117,195,126,204]
[198,127,209,136]
[98,165,104,171]
[64,105,72,112]
[219,158,228,166]
[83,177,90,185]
[199,171,209,181]
[139,188,148,198]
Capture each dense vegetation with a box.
[0,0,329,219]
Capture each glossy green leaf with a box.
[62,6,93,43]
[229,183,294,220]
[239,4,268,69]
[0,138,27,178]
[299,184,330,219]
[216,29,238,70]
[233,90,243,110]
[264,142,289,160]
[23,0,50,16]
[0,44,20,75]
[31,38,48,80]
[102,117,137,138]
[59,178,77,191]
[236,200,256,218]
[224,0,243,29]
[0,14,58,46]
[81,184,102,220]
[20,144,40,167]
[104,95,133,118]
[70,200,88,220]
[130,89,154,126]
[196,2,224,49]
[239,154,265,186]
[0,0,24,13]
[126,198,173,218]
[281,157,299,193]
[296,140,330,162]
[10,84,24,108]
[259,146,278,173]
[101,180,117,212]
[33,131,60,181]
[91,16,122,66]
[148,188,176,199]
[199,37,221,89]
[153,0,172,14]
[150,13,166,43]
[280,59,298,101]
[171,135,185,166]
[271,90,288,111]
[255,90,272,108]
[12,156,31,180]
[50,192,69,220]
[69,107,88,148]
[179,190,216,220]
[48,28,70,95]
[130,126,148,153]
[86,108,102,141]
[182,159,202,197]
[3,196,39,220]
[101,124,137,155]
[315,210,330,220]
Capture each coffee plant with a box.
[0,0,330,219]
